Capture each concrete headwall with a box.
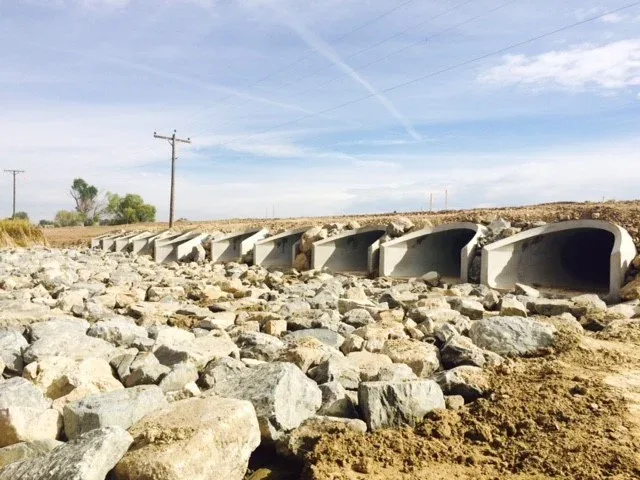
[211,229,269,264]
[114,232,142,252]
[254,227,308,270]
[154,231,206,264]
[481,220,637,301]
[132,231,169,256]
[380,223,487,282]
[311,226,386,274]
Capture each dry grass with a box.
[0,220,46,248]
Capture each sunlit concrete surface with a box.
[154,231,207,264]
[312,226,386,275]
[90,233,121,250]
[113,232,143,252]
[380,223,487,282]
[253,227,309,269]
[211,228,269,264]
[481,220,637,301]
[131,231,170,256]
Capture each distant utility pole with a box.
[429,193,433,212]
[153,130,191,228]
[4,170,25,218]
[445,189,448,211]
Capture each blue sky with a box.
[1,0,640,222]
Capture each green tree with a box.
[106,193,156,225]
[54,210,83,227]
[39,219,54,227]
[70,178,102,225]
[13,212,29,221]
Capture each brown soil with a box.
[43,200,640,248]
[304,335,640,480]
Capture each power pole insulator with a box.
[154,131,191,228]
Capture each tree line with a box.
[38,178,156,227]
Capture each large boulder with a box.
[0,330,28,375]
[433,366,489,401]
[23,333,116,364]
[28,318,89,342]
[205,362,321,442]
[0,426,132,480]
[23,357,123,404]
[358,380,445,431]
[113,396,260,480]
[0,378,61,447]
[0,439,63,469]
[469,316,556,356]
[153,332,239,370]
[63,386,168,440]
[380,339,440,377]
[86,317,148,347]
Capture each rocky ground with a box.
[1,214,640,479]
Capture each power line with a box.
[291,0,517,99]
[179,0,418,134]
[184,0,481,138]
[153,130,191,228]
[4,170,25,219]
[210,1,640,149]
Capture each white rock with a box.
[358,380,445,431]
[0,426,133,480]
[23,333,116,364]
[63,385,168,439]
[114,396,260,480]
[469,316,556,356]
[0,330,28,374]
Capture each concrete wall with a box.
[154,231,206,264]
[114,232,143,252]
[91,233,120,250]
[481,220,637,301]
[311,226,386,274]
[131,231,170,256]
[254,227,308,269]
[211,228,269,264]
[380,223,487,282]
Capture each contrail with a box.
[265,4,422,141]
[24,42,320,117]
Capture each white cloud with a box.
[601,13,626,24]
[479,39,640,92]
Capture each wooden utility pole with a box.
[445,189,448,211]
[4,170,25,218]
[153,130,191,228]
[429,193,433,212]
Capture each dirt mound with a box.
[305,343,640,480]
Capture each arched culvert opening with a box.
[380,223,486,282]
[312,228,386,274]
[482,220,637,301]
[254,228,308,269]
[211,229,268,264]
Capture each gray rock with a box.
[153,333,238,369]
[317,382,357,417]
[0,426,133,480]
[284,329,345,349]
[0,439,63,470]
[449,298,485,320]
[235,332,284,361]
[86,317,148,347]
[23,333,116,364]
[205,362,321,442]
[0,330,27,375]
[28,318,89,342]
[199,357,247,389]
[514,283,540,298]
[309,356,360,390]
[373,363,418,382]
[158,364,199,393]
[500,297,527,317]
[532,299,574,316]
[433,366,488,401]
[469,316,556,356]
[358,380,445,431]
[440,335,487,369]
[342,309,374,327]
[124,363,170,388]
[63,386,168,439]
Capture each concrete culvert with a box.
[210,229,268,264]
[481,220,637,302]
[253,227,309,269]
[311,226,386,275]
[379,223,487,282]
